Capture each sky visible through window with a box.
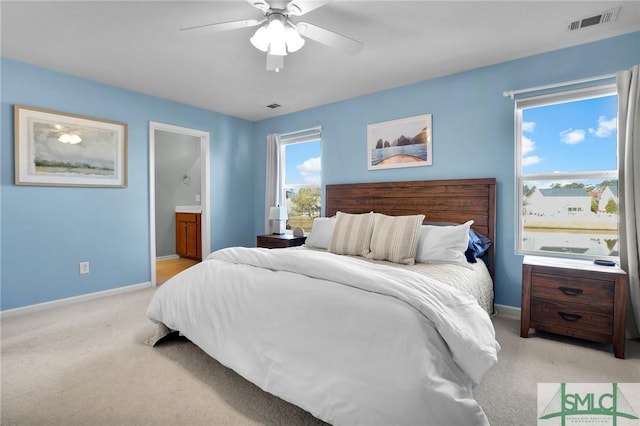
[522,94,617,175]
[284,140,321,186]
[520,92,619,258]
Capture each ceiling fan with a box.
[180,0,364,72]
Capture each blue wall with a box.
[252,32,640,308]
[0,58,254,310]
[2,32,638,311]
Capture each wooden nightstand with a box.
[257,234,307,249]
[521,255,627,359]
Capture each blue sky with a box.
[522,94,617,175]
[284,139,321,186]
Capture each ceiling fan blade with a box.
[246,0,271,12]
[296,22,363,56]
[180,19,262,33]
[266,54,284,72]
[286,0,331,16]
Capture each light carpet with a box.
[1,287,638,425]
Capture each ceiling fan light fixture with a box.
[58,133,82,144]
[284,26,304,52]
[250,13,305,57]
[250,26,270,52]
[267,15,285,36]
[269,38,287,56]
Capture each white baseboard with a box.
[0,282,152,319]
[156,254,180,261]
[494,303,521,320]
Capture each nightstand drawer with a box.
[531,297,613,336]
[531,272,614,308]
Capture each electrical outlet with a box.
[195,194,201,202]
[79,261,90,275]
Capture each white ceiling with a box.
[1,1,639,121]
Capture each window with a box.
[516,85,619,259]
[279,128,322,233]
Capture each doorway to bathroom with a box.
[149,122,211,286]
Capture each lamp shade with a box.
[269,38,287,56]
[269,206,288,220]
[284,26,305,52]
[250,26,270,52]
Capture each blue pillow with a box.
[465,228,493,263]
[423,221,492,263]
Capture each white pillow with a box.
[415,220,474,268]
[367,213,425,264]
[304,217,336,250]
[328,211,375,257]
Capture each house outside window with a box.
[516,84,619,259]
[279,129,322,233]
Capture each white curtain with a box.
[265,133,280,234]
[617,65,640,339]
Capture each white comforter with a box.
[147,247,500,426]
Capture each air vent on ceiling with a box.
[266,103,281,109]
[568,7,621,31]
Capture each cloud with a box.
[297,157,321,185]
[522,156,541,167]
[521,135,541,167]
[588,116,617,138]
[560,128,585,144]
[522,121,535,132]
[522,135,535,156]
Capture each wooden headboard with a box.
[325,178,496,278]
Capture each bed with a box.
[147,178,499,426]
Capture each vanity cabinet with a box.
[176,213,201,261]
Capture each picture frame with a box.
[14,105,128,187]
[367,113,432,170]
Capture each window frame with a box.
[515,84,619,259]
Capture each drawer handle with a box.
[558,312,582,322]
[558,286,583,296]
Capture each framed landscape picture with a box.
[367,113,432,170]
[14,105,127,187]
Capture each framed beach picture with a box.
[367,113,432,170]
[14,105,127,187]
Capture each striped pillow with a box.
[367,213,425,264]
[328,211,375,257]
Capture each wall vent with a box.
[266,103,281,109]
[568,7,621,31]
